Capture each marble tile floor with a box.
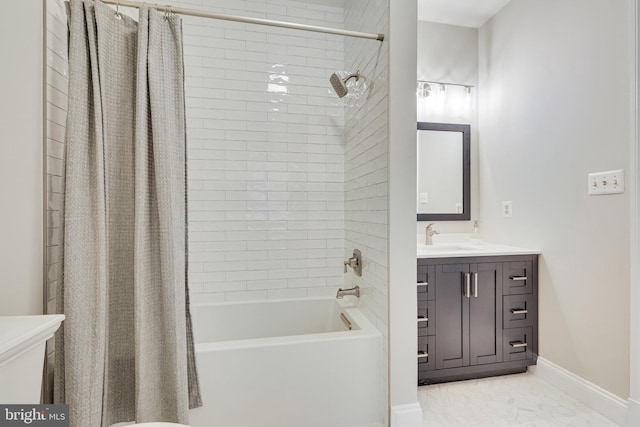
[418,372,619,426]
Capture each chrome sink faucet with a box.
[425,223,440,245]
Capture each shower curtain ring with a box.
[115,0,122,19]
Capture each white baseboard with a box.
[629,398,640,427]
[533,357,628,426]
[390,402,423,427]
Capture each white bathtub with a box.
[189,297,383,427]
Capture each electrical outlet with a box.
[502,201,513,217]
[588,169,625,195]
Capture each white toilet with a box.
[0,314,65,404]
[136,424,190,426]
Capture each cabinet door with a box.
[434,263,469,370]
[469,262,503,366]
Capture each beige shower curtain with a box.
[55,1,201,425]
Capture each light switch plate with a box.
[588,169,625,195]
[419,192,429,203]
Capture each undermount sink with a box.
[423,244,470,250]
[418,243,483,252]
[417,236,541,259]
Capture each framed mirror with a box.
[417,122,470,221]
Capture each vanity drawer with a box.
[417,264,435,300]
[503,327,534,362]
[417,300,435,336]
[503,260,534,295]
[503,294,537,329]
[417,336,434,376]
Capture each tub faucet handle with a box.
[344,257,357,272]
[343,249,362,276]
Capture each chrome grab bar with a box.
[509,276,528,281]
[509,341,528,348]
[510,309,528,315]
[340,313,352,330]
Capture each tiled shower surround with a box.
[343,1,389,422]
[182,0,348,302]
[45,0,68,400]
[44,0,389,323]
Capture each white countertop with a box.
[417,235,541,259]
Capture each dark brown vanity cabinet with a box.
[417,255,538,385]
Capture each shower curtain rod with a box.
[101,0,385,41]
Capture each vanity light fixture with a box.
[422,82,431,98]
[417,80,474,96]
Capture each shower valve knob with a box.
[343,249,362,276]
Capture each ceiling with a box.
[418,0,512,28]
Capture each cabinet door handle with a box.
[509,341,528,348]
[510,309,528,315]
[417,351,429,358]
[473,272,478,298]
[417,316,429,322]
[464,273,471,298]
[509,276,527,281]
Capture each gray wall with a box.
[479,0,631,398]
[416,21,479,235]
[0,1,44,316]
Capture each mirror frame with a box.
[417,122,471,221]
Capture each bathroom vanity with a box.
[417,242,540,385]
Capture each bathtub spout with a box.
[336,285,360,299]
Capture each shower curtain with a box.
[55,1,202,425]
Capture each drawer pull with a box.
[509,276,527,281]
[417,351,429,358]
[417,282,428,287]
[464,273,471,298]
[417,316,429,322]
[510,309,528,315]
[509,341,528,348]
[473,272,478,298]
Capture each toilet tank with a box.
[0,315,64,403]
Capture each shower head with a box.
[330,70,360,98]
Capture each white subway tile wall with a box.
[344,0,389,423]
[180,0,348,301]
[45,0,69,401]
